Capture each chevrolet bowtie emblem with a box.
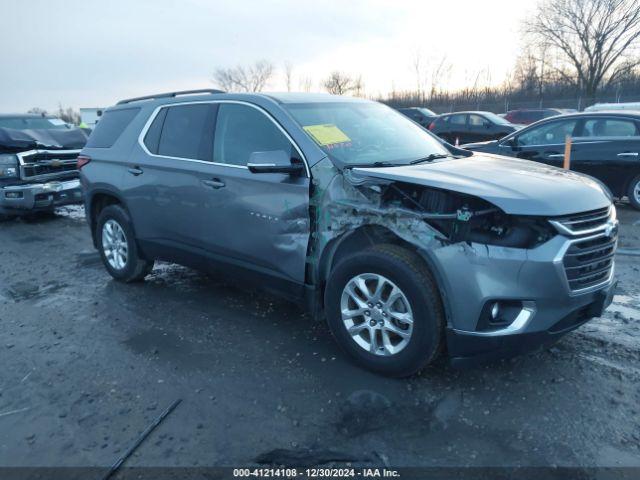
[604,221,617,237]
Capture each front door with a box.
[199,102,311,285]
[510,117,581,168]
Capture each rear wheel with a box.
[628,175,640,210]
[325,244,444,377]
[96,204,154,282]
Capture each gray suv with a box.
[80,90,618,377]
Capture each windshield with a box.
[419,107,436,116]
[0,117,69,130]
[284,102,449,166]
[483,112,512,125]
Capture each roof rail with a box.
[116,89,225,105]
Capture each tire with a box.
[628,174,640,210]
[96,204,154,282]
[324,244,445,377]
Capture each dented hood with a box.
[0,127,88,152]
[352,153,611,216]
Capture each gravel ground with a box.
[0,202,639,473]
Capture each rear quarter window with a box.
[85,108,140,148]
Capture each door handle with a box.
[127,166,144,176]
[202,178,226,189]
[547,154,565,159]
[617,152,639,157]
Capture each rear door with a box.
[198,102,311,285]
[467,114,493,142]
[570,116,640,196]
[446,114,469,144]
[123,103,217,249]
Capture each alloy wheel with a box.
[102,219,128,270]
[340,273,414,356]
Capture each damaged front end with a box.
[308,157,616,365]
[0,127,87,216]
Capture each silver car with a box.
[79,90,617,377]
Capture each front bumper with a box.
[446,280,616,367]
[420,230,617,367]
[0,178,83,214]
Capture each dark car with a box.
[462,111,640,210]
[80,90,616,377]
[0,114,87,221]
[504,108,576,125]
[397,107,437,127]
[428,111,519,145]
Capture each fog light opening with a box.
[490,302,501,321]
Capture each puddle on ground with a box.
[4,281,67,302]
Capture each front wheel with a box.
[325,244,445,377]
[96,205,154,282]
[628,175,640,210]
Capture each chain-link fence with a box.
[409,94,640,114]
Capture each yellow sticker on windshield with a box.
[303,124,351,147]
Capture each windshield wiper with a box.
[408,153,450,165]
[346,161,396,168]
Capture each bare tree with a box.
[212,60,275,92]
[56,104,80,125]
[298,76,313,92]
[429,55,452,97]
[526,0,640,102]
[323,71,357,95]
[284,62,294,92]
[27,107,48,116]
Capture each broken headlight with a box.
[0,154,18,178]
[464,212,556,248]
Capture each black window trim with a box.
[505,117,582,148]
[138,100,309,177]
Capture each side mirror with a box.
[500,137,517,148]
[247,150,304,175]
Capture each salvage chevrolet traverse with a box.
[80,90,618,377]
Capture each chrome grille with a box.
[562,233,616,292]
[17,150,79,181]
[550,206,612,236]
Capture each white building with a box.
[80,108,105,128]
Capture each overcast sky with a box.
[1,0,537,112]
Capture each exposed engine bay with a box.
[382,182,556,248]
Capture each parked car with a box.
[397,107,437,128]
[462,111,640,210]
[0,114,88,221]
[428,111,519,144]
[503,108,575,125]
[585,102,640,112]
[80,90,617,377]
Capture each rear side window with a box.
[468,114,485,126]
[157,104,216,160]
[448,114,467,125]
[213,104,293,166]
[85,108,140,148]
[143,108,167,154]
[582,118,639,137]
